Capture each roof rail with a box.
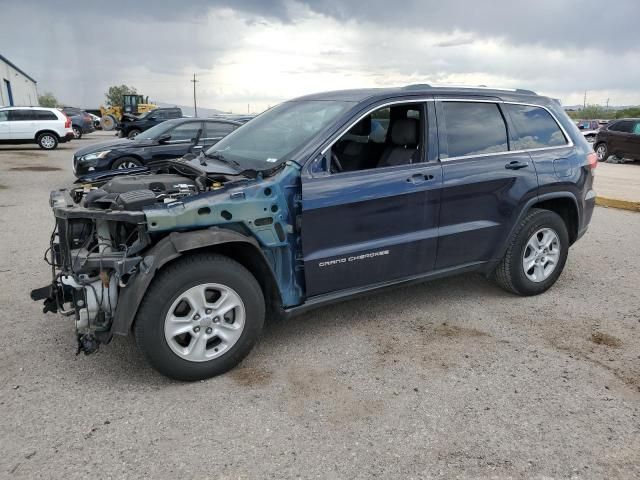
[402,83,537,95]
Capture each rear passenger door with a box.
[7,109,36,139]
[434,99,539,269]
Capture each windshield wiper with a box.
[204,151,241,169]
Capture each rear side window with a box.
[505,104,567,149]
[441,102,508,158]
[608,120,634,133]
[204,122,236,138]
[633,122,640,135]
[8,110,36,121]
[34,110,58,120]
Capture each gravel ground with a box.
[0,133,639,479]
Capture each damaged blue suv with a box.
[33,85,597,380]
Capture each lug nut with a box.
[193,314,200,320]
[206,327,213,334]
[193,326,201,333]
[205,309,212,314]
[213,317,220,323]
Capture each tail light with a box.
[63,114,71,129]
[587,152,597,170]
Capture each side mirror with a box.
[157,133,171,144]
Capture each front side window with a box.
[329,103,424,172]
[441,102,508,158]
[608,120,634,133]
[505,104,567,149]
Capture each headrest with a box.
[349,116,372,136]
[390,118,418,146]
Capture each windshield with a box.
[204,100,353,170]
[134,119,179,141]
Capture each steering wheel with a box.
[330,151,343,174]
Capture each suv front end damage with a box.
[32,160,304,356]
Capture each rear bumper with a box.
[60,132,75,143]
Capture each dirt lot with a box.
[0,133,639,479]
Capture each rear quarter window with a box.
[35,110,58,120]
[505,104,567,149]
[440,102,508,158]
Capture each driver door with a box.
[300,100,442,298]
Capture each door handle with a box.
[505,160,529,170]
[407,173,435,184]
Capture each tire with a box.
[100,114,117,131]
[134,254,265,381]
[127,129,141,139]
[110,156,143,170]
[493,208,569,296]
[72,125,82,139]
[37,132,58,150]
[595,142,608,162]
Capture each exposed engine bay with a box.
[32,160,298,356]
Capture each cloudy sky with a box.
[1,0,638,112]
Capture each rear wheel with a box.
[111,156,143,170]
[493,209,569,296]
[595,142,608,162]
[72,125,82,139]
[134,254,265,381]
[127,129,141,139]
[37,132,58,150]
[100,114,117,131]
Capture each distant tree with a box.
[615,107,640,119]
[38,92,58,108]
[105,85,137,106]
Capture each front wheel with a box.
[111,156,143,170]
[72,126,82,139]
[493,209,569,296]
[127,129,141,139]
[134,254,265,380]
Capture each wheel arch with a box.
[34,129,60,141]
[494,192,579,265]
[111,228,281,336]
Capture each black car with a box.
[73,117,240,176]
[117,107,183,139]
[594,118,640,162]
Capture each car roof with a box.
[0,106,60,111]
[291,84,543,104]
[164,117,242,126]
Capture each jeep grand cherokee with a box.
[32,85,597,380]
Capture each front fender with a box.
[111,227,272,336]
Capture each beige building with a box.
[0,54,38,106]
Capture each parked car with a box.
[575,119,602,143]
[60,107,95,139]
[0,106,74,149]
[72,117,240,176]
[33,85,596,380]
[88,113,102,130]
[211,113,256,124]
[117,107,183,139]
[593,118,640,161]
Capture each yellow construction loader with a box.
[99,94,157,131]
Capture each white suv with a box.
[0,107,74,150]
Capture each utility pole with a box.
[247,103,250,114]
[583,91,587,109]
[606,98,610,109]
[191,74,199,117]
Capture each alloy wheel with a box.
[522,227,561,283]
[41,135,56,149]
[164,283,246,362]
